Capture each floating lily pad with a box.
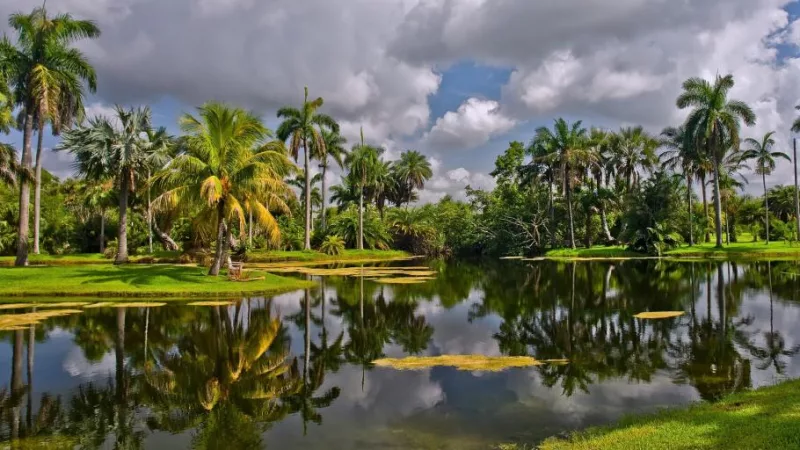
[0,309,83,330]
[500,256,524,260]
[373,277,435,284]
[372,355,564,371]
[634,311,685,320]
[111,302,166,308]
[186,301,235,307]
[36,302,90,309]
[0,303,36,310]
[83,302,118,309]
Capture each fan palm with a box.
[345,129,382,250]
[534,118,590,248]
[153,102,294,275]
[677,74,756,247]
[610,126,658,190]
[0,5,99,266]
[276,87,339,250]
[742,131,790,244]
[393,150,432,207]
[313,128,347,230]
[57,106,158,264]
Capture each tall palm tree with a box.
[58,106,159,264]
[525,136,558,247]
[143,127,173,254]
[153,102,294,275]
[610,126,658,191]
[661,125,697,246]
[330,175,360,210]
[80,178,114,253]
[677,74,756,247]
[791,110,800,240]
[289,172,322,226]
[742,131,790,245]
[313,128,347,230]
[0,5,99,266]
[586,128,615,242]
[345,128,382,250]
[276,87,339,250]
[393,150,433,207]
[534,118,590,248]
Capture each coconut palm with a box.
[661,125,698,245]
[345,129,382,250]
[677,74,756,248]
[313,128,347,230]
[534,118,590,249]
[610,126,658,191]
[57,106,159,264]
[0,5,99,266]
[392,150,432,207]
[153,103,294,276]
[742,132,790,244]
[276,87,339,250]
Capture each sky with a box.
[4,0,800,202]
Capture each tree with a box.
[313,128,347,230]
[534,118,590,248]
[277,87,338,250]
[345,129,382,250]
[742,131,790,245]
[660,125,697,245]
[677,74,756,247]
[392,150,432,207]
[58,106,159,264]
[0,144,18,186]
[154,103,294,275]
[791,111,800,241]
[610,126,658,191]
[0,5,99,265]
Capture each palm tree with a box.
[741,132,790,245]
[0,6,99,266]
[80,178,114,253]
[330,175,360,210]
[661,125,697,246]
[276,87,339,250]
[58,107,160,263]
[143,127,173,254]
[0,144,19,186]
[525,135,558,247]
[345,128,382,250]
[393,150,432,207]
[313,128,347,230]
[153,102,294,275]
[289,172,322,228]
[610,126,658,191]
[535,118,590,248]
[790,110,800,240]
[677,74,756,247]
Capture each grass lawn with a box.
[0,249,410,266]
[0,265,313,298]
[544,246,644,259]
[536,379,800,450]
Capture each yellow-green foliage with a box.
[634,311,685,319]
[0,309,83,330]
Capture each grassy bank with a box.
[536,379,800,450]
[0,265,313,298]
[0,249,411,266]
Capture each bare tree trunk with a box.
[358,186,364,250]
[248,209,253,247]
[26,316,34,431]
[33,126,44,254]
[321,162,328,230]
[11,330,23,440]
[700,173,710,243]
[147,170,153,254]
[566,174,576,249]
[763,172,770,245]
[304,138,311,250]
[600,204,613,242]
[687,174,694,246]
[116,175,130,264]
[15,111,35,267]
[548,180,555,248]
[209,203,227,276]
[794,139,800,242]
[100,212,106,253]
[712,157,724,248]
[153,220,179,251]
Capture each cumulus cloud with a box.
[424,97,516,149]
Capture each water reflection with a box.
[0,260,799,448]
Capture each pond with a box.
[1,259,799,449]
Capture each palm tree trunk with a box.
[724,198,730,245]
[209,202,227,276]
[304,287,311,381]
[321,162,328,230]
[763,172,770,245]
[248,209,253,247]
[26,316,34,431]
[15,111,35,267]
[687,174,694,246]
[793,139,800,241]
[147,170,153,254]
[153,220,178,251]
[11,330,23,440]
[548,179,555,247]
[116,174,130,264]
[358,184,364,250]
[566,174,576,249]
[100,211,106,253]
[115,307,127,448]
[700,173,710,243]
[33,126,44,255]
[303,138,311,250]
[712,159,724,248]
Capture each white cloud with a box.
[424,97,516,149]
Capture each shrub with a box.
[103,239,118,259]
[319,235,345,255]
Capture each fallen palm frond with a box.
[0,309,83,330]
[372,355,569,372]
[634,311,685,319]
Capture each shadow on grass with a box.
[66,265,210,288]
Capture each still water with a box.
[1,260,799,449]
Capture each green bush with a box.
[319,235,345,255]
[103,239,118,259]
